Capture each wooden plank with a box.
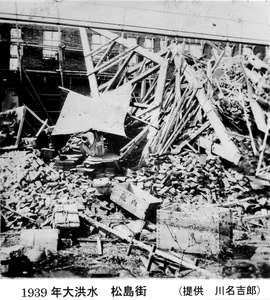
[141,62,168,157]
[246,81,267,133]
[240,93,258,156]
[79,27,99,97]
[196,87,241,161]
[171,121,211,154]
[35,118,48,137]
[140,76,158,104]
[105,51,135,91]
[95,40,116,68]
[159,97,199,154]
[24,105,47,125]
[15,106,26,147]
[243,213,270,221]
[197,136,241,164]
[88,46,137,76]
[149,61,168,134]
[136,104,159,119]
[176,53,240,161]
[127,65,160,86]
[88,36,118,56]
[0,204,36,223]
[157,85,192,153]
[120,126,150,160]
[128,113,158,129]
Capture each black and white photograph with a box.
[0,0,270,298]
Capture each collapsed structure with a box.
[1,11,270,278]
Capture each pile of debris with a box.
[0,150,94,230]
[1,29,270,278]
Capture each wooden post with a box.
[15,106,26,147]
[58,25,64,87]
[79,28,99,97]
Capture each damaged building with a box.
[1,1,270,279]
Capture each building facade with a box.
[0,23,267,125]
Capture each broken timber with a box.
[80,213,215,277]
[80,28,99,97]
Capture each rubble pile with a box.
[1,29,270,278]
[0,151,96,230]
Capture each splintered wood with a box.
[64,28,270,176]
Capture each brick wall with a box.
[1,22,268,123]
[0,24,11,69]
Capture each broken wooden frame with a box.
[75,27,270,168]
[79,27,169,159]
[80,213,215,278]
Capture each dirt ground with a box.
[1,227,270,279]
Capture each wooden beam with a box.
[98,62,159,92]
[120,126,150,160]
[88,36,118,57]
[197,136,242,164]
[79,27,99,97]
[1,204,36,224]
[35,119,48,137]
[15,106,26,147]
[95,41,116,68]
[105,51,134,91]
[171,121,211,154]
[24,105,48,125]
[128,65,160,86]
[88,46,137,76]
[159,97,199,154]
[142,61,168,156]
[196,87,241,162]
[256,113,270,175]
[92,28,166,64]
